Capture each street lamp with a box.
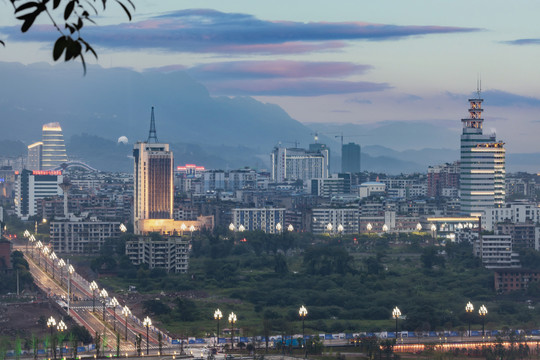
[382,224,389,233]
[143,316,152,355]
[299,305,308,349]
[430,224,437,244]
[214,309,223,347]
[180,223,187,236]
[326,223,333,235]
[479,305,488,336]
[276,223,282,234]
[229,223,235,232]
[24,229,30,253]
[189,225,195,239]
[366,223,372,233]
[57,320,67,358]
[337,224,344,234]
[287,224,294,232]
[42,246,50,273]
[465,302,474,337]
[228,312,237,350]
[49,251,57,279]
[110,297,120,331]
[122,305,131,341]
[58,259,65,286]
[238,224,245,232]
[100,288,109,322]
[119,223,127,233]
[29,234,36,258]
[392,307,401,339]
[36,241,43,266]
[47,316,56,359]
[416,223,422,232]
[89,281,99,312]
[68,264,75,301]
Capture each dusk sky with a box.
[2,1,540,153]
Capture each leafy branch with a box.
[6,0,135,74]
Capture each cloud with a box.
[205,78,390,96]
[395,94,422,103]
[503,38,540,45]
[346,97,372,104]
[0,9,480,55]
[446,90,540,107]
[184,60,371,80]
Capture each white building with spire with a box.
[460,89,506,216]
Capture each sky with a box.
[2,0,540,153]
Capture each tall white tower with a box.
[41,122,68,170]
[460,88,505,216]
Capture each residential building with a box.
[50,219,121,254]
[126,236,189,273]
[232,207,285,234]
[312,207,358,234]
[358,182,386,199]
[494,269,540,293]
[482,202,540,230]
[473,234,520,268]
[270,146,329,183]
[427,161,460,197]
[15,169,63,219]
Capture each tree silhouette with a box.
[3,0,134,73]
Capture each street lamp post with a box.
[42,246,50,273]
[214,309,223,347]
[49,251,57,279]
[57,259,65,287]
[143,316,152,355]
[57,320,67,358]
[89,281,99,312]
[228,312,237,350]
[465,302,474,337]
[29,235,36,258]
[110,297,120,331]
[180,223,187,236]
[298,306,308,350]
[119,223,127,233]
[479,305,488,337]
[36,241,43,266]
[122,305,131,340]
[276,223,282,234]
[430,224,437,245]
[326,223,333,236]
[392,307,401,339]
[24,229,30,253]
[47,316,56,359]
[416,223,422,232]
[100,288,109,322]
[287,224,294,233]
[189,225,196,239]
[67,264,75,300]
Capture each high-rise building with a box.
[342,142,361,173]
[15,169,63,219]
[133,108,174,234]
[41,122,68,170]
[27,141,43,170]
[270,145,329,183]
[460,91,505,216]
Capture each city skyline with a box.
[1,2,540,156]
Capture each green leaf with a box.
[53,36,67,61]
[14,2,39,14]
[20,14,37,33]
[64,0,75,20]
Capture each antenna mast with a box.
[147,106,158,143]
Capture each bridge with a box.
[53,161,99,172]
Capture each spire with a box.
[476,74,482,99]
[147,106,158,143]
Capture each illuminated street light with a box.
[214,309,223,347]
[28,234,36,258]
[228,312,237,350]
[189,225,195,239]
[24,229,30,253]
[366,223,372,233]
[122,305,131,340]
[392,307,401,338]
[382,224,389,233]
[119,223,127,233]
[110,297,120,331]
[276,223,282,234]
[57,320,67,358]
[229,223,235,232]
[337,224,344,234]
[68,264,75,301]
[143,316,152,355]
[326,223,333,234]
[238,224,245,232]
[90,281,99,312]
[298,305,308,350]
[100,288,109,322]
[42,246,50,273]
[36,241,43,266]
[180,223,187,236]
[479,305,488,336]
[49,251,57,279]
[287,224,294,232]
[58,259,66,286]
[47,316,56,358]
[465,302,474,337]
[416,223,422,232]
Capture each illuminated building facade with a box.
[133,142,173,234]
[41,122,68,170]
[460,92,505,216]
[271,146,329,183]
[15,169,63,219]
[27,141,43,170]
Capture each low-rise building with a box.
[126,236,189,273]
[50,219,121,254]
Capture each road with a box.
[21,245,165,353]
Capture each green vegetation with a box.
[92,228,540,338]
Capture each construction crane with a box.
[334,133,367,148]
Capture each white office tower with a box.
[41,122,68,170]
[271,146,329,183]
[460,91,505,216]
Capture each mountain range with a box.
[0,62,537,174]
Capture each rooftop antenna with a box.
[476,74,482,99]
[147,106,158,143]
